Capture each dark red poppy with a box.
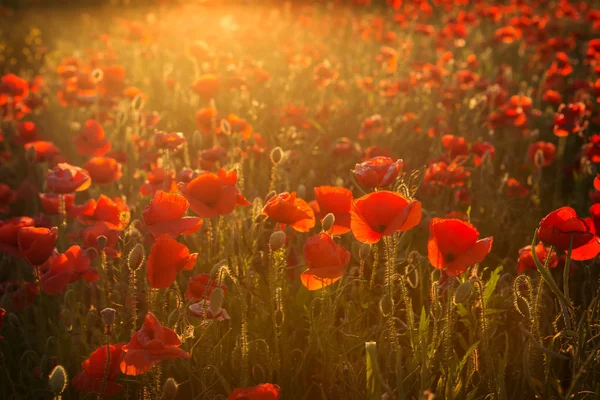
[154,130,186,151]
[82,221,122,258]
[147,234,197,289]
[40,245,98,295]
[143,191,202,238]
[120,312,190,376]
[441,135,468,159]
[74,120,111,157]
[313,186,352,235]
[84,157,122,185]
[17,226,57,265]
[0,307,5,340]
[227,383,281,400]
[351,191,422,244]
[538,207,600,261]
[15,121,39,144]
[262,192,315,232]
[553,102,586,137]
[428,218,493,276]
[527,141,556,167]
[471,141,495,167]
[0,216,35,257]
[72,343,125,397]
[178,168,250,219]
[0,184,16,214]
[47,163,91,194]
[0,281,38,311]
[186,273,227,301]
[301,232,350,290]
[354,157,403,188]
[517,244,558,274]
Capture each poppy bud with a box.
[48,365,68,395]
[100,307,116,326]
[90,68,103,84]
[209,288,224,314]
[25,144,37,164]
[220,119,231,136]
[454,281,474,304]
[8,312,21,328]
[193,130,203,149]
[131,93,145,112]
[128,243,145,271]
[45,336,57,352]
[96,235,107,251]
[161,378,178,400]
[534,149,544,169]
[269,231,286,251]
[359,243,371,260]
[322,213,335,232]
[270,146,283,164]
[60,308,73,330]
[297,183,306,199]
[210,259,228,277]
[407,251,421,265]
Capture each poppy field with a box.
[2,0,600,398]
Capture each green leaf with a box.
[365,341,381,400]
[484,266,503,308]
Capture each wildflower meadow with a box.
[1,0,600,399]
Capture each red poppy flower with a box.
[74,120,111,157]
[84,157,122,185]
[427,218,493,276]
[0,216,35,257]
[553,102,586,137]
[77,195,129,230]
[595,175,600,192]
[143,191,202,238]
[24,141,61,163]
[178,168,250,219]
[139,167,177,197]
[17,226,58,265]
[195,107,218,135]
[262,192,315,232]
[441,135,468,159]
[301,233,350,290]
[0,184,16,214]
[0,307,5,340]
[542,89,562,105]
[39,193,76,215]
[147,234,197,289]
[15,121,39,144]
[154,130,186,151]
[227,383,281,400]
[471,141,495,167]
[517,244,558,274]
[350,191,422,244]
[313,186,352,235]
[538,207,600,261]
[528,141,556,167]
[47,163,91,194]
[358,114,384,139]
[82,221,122,258]
[72,343,125,397]
[186,273,227,301]
[120,312,191,376]
[0,281,38,311]
[0,74,29,102]
[40,245,98,295]
[354,157,403,188]
[191,74,219,100]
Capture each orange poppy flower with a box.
[301,232,350,290]
[538,207,600,261]
[351,191,422,244]
[84,157,122,185]
[186,273,227,301]
[227,383,281,400]
[262,192,315,232]
[147,234,197,289]
[154,130,186,151]
[191,74,219,100]
[17,226,58,265]
[178,168,250,219]
[313,186,352,235]
[195,107,218,135]
[427,218,493,276]
[120,312,190,376]
[517,244,558,274]
[40,245,98,295]
[47,163,91,194]
[72,343,125,397]
[74,120,111,157]
[24,141,61,163]
[143,191,202,238]
[354,157,403,188]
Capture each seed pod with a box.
[269,231,286,251]
[128,243,145,271]
[358,243,371,260]
[90,68,103,84]
[161,378,178,400]
[454,281,474,304]
[96,235,108,251]
[193,130,203,149]
[25,144,37,164]
[322,213,335,232]
[48,365,68,395]
[100,308,116,326]
[296,183,306,199]
[270,146,283,164]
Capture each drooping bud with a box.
[25,144,37,164]
[359,243,371,260]
[48,365,68,395]
[128,243,145,271]
[209,288,224,314]
[296,183,306,199]
[269,231,286,251]
[270,146,283,164]
[454,281,474,304]
[322,213,335,232]
[96,235,107,251]
[100,308,116,326]
[161,377,179,400]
